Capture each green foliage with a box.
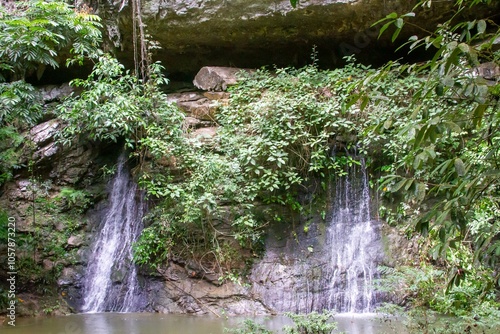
[0,1,102,186]
[224,319,273,334]
[15,256,58,293]
[283,311,339,334]
[0,80,41,185]
[133,223,173,267]
[0,0,102,80]
[378,261,500,333]
[55,187,93,213]
[352,0,500,281]
[218,64,365,193]
[57,54,183,147]
[224,312,340,334]
[0,210,9,244]
[135,60,372,273]
[0,286,8,311]
[0,80,42,126]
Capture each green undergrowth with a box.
[225,311,339,334]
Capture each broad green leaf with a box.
[428,125,438,142]
[477,19,486,34]
[444,46,461,75]
[392,27,403,42]
[454,158,466,176]
[386,12,398,19]
[438,227,446,243]
[444,121,461,134]
[401,12,416,18]
[432,35,444,48]
[415,182,426,202]
[424,147,436,159]
[442,75,454,87]
[391,178,407,192]
[414,126,428,148]
[404,179,414,191]
[457,43,469,54]
[395,18,404,29]
[472,103,487,128]
[383,118,392,129]
[378,21,394,39]
[435,210,449,227]
[413,153,424,169]
[435,84,444,96]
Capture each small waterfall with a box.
[323,157,381,313]
[81,154,145,313]
[250,155,383,314]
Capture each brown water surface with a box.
[1,312,404,334]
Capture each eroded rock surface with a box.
[88,0,491,77]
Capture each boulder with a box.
[57,267,83,286]
[473,62,500,81]
[38,83,81,102]
[168,91,224,121]
[149,262,269,315]
[190,127,218,141]
[193,67,246,91]
[67,235,85,248]
[178,99,218,121]
[30,119,60,147]
[43,259,55,271]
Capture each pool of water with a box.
[1,312,405,334]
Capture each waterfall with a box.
[251,156,383,314]
[323,158,381,313]
[81,154,145,313]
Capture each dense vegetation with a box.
[0,0,102,313]
[0,0,499,331]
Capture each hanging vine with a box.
[131,0,149,80]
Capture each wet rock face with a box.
[148,262,270,315]
[93,0,470,77]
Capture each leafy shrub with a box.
[135,60,376,273]
[56,187,93,213]
[224,319,273,334]
[0,0,102,79]
[283,311,339,334]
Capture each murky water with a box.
[1,313,404,334]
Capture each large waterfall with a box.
[81,154,146,313]
[251,156,383,313]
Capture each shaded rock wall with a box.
[89,0,477,79]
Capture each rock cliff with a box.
[89,0,484,79]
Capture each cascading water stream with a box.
[251,155,383,314]
[323,157,381,313]
[81,154,145,313]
